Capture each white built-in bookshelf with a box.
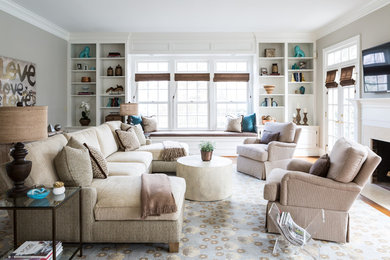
[68,42,127,127]
[257,42,316,125]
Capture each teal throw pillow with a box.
[242,113,256,132]
[130,115,142,125]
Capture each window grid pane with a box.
[137,62,169,72]
[215,61,248,72]
[176,62,208,72]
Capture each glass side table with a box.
[268,203,326,260]
[0,187,83,260]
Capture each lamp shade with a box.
[0,106,48,144]
[120,103,138,116]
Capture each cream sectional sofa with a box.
[0,121,189,252]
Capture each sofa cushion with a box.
[115,129,140,151]
[65,128,101,152]
[54,138,93,187]
[137,142,190,161]
[95,124,118,158]
[107,162,146,176]
[24,134,68,187]
[327,138,368,183]
[242,113,256,133]
[106,151,153,168]
[84,143,109,179]
[264,168,289,201]
[309,154,330,177]
[264,122,296,143]
[236,144,268,162]
[92,175,186,221]
[121,123,146,145]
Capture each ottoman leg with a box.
[169,242,179,253]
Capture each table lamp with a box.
[0,106,48,197]
[120,103,139,124]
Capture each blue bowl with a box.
[27,188,50,199]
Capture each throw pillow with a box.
[130,115,142,125]
[83,143,109,179]
[54,138,93,187]
[327,137,368,183]
[115,128,141,151]
[260,130,280,144]
[309,154,330,177]
[121,123,147,145]
[142,116,158,133]
[242,113,257,133]
[225,115,243,133]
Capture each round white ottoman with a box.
[176,155,233,201]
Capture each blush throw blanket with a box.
[161,141,186,161]
[141,173,177,219]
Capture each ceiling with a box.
[10,0,378,34]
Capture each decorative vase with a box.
[115,64,123,76]
[107,66,114,76]
[296,109,301,125]
[264,85,275,94]
[271,63,279,75]
[303,112,309,126]
[79,118,91,126]
[201,150,213,161]
[299,86,305,94]
[53,186,65,195]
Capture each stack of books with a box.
[8,241,63,260]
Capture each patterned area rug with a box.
[1,169,390,259]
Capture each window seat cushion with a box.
[148,131,257,138]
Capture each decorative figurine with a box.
[79,46,91,58]
[47,124,55,133]
[292,63,299,70]
[115,64,123,76]
[299,86,305,94]
[294,45,305,57]
[299,61,306,69]
[107,66,114,76]
[261,98,268,107]
[54,124,62,131]
[260,67,268,76]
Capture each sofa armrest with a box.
[81,186,97,241]
[267,141,297,161]
[243,137,261,144]
[287,159,313,173]
[145,139,152,145]
[280,171,362,211]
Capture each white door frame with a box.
[322,35,361,152]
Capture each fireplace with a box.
[372,139,390,188]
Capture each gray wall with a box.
[316,4,390,149]
[0,11,67,126]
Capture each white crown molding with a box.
[0,0,69,40]
[69,32,131,43]
[315,0,390,40]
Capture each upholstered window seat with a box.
[149,131,258,156]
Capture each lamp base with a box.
[5,142,32,198]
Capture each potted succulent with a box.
[79,101,91,126]
[199,141,215,161]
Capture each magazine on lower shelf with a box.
[8,241,63,259]
[276,211,311,246]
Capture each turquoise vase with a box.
[299,86,305,95]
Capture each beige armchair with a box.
[264,138,381,243]
[236,122,301,179]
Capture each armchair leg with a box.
[169,242,179,253]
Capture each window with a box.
[132,58,252,130]
[135,61,170,129]
[177,81,208,128]
[215,82,248,128]
[327,44,358,67]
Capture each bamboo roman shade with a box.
[174,73,210,81]
[135,73,170,82]
[213,73,250,82]
[325,70,338,88]
[339,66,356,86]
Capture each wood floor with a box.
[224,155,390,217]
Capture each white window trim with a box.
[322,35,361,150]
[130,55,253,130]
